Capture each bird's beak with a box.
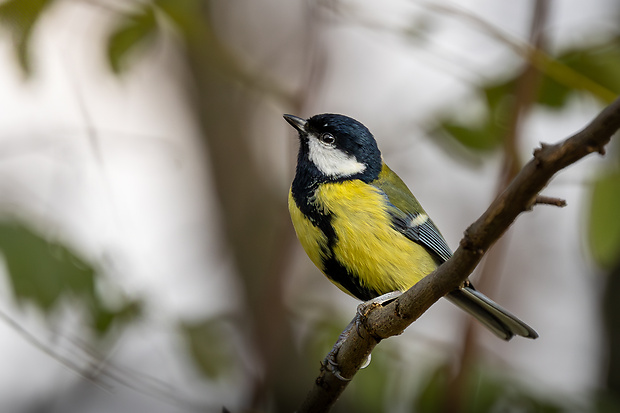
[283,114,307,133]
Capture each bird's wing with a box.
[372,164,453,263]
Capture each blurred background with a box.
[0,0,619,412]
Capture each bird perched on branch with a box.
[284,113,538,341]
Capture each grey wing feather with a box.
[391,212,453,262]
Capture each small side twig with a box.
[534,195,567,207]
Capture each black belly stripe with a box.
[322,255,381,301]
[310,210,381,301]
[313,215,380,301]
[292,179,381,301]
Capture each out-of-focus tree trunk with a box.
[173,2,323,410]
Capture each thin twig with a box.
[0,307,108,389]
[533,195,567,207]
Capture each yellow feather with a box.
[288,180,438,297]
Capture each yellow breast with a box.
[288,180,438,298]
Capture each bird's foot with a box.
[321,321,354,381]
[355,291,402,335]
[322,291,402,380]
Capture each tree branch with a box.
[533,195,567,207]
[298,95,620,412]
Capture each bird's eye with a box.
[320,133,335,145]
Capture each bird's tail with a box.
[446,286,538,341]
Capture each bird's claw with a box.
[322,341,351,381]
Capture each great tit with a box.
[284,113,538,341]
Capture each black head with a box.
[283,113,382,183]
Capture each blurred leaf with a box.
[107,5,158,74]
[537,73,572,108]
[0,220,97,311]
[107,0,239,79]
[182,319,233,379]
[0,220,140,335]
[538,41,620,108]
[154,0,205,39]
[416,362,450,412]
[434,81,515,153]
[309,312,351,358]
[559,43,620,96]
[415,362,570,412]
[93,299,142,336]
[0,0,55,75]
[435,39,620,157]
[440,122,500,151]
[588,169,620,269]
[465,366,564,413]
[343,351,390,413]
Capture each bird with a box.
[283,113,538,341]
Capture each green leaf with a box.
[416,363,451,412]
[435,80,515,153]
[538,40,620,108]
[435,38,620,156]
[92,299,141,337]
[0,0,55,75]
[559,43,620,97]
[0,220,97,311]
[588,169,620,269]
[154,0,205,38]
[107,5,158,74]
[0,220,140,335]
[181,319,233,379]
[415,362,571,412]
[439,122,500,151]
[536,74,573,108]
[343,351,390,413]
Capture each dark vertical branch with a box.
[171,2,327,410]
[247,2,329,409]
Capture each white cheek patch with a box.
[307,136,366,178]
